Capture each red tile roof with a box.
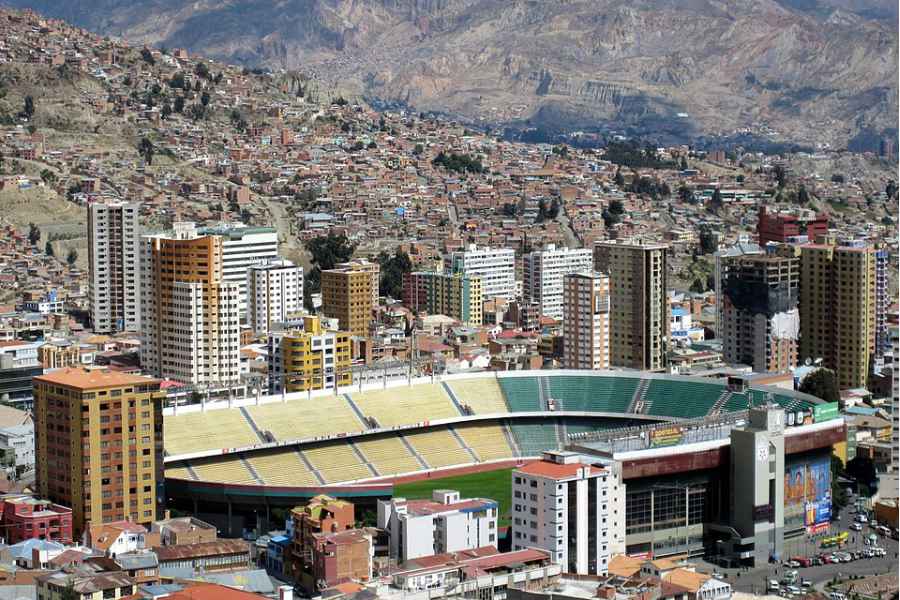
[516,460,604,480]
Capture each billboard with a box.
[650,426,683,448]
[813,402,839,423]
[784,455,832,530]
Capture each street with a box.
[694,508,899,595]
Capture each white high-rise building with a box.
[140,223,241,385]
[198,224,278,315]
[511,451,624,575]
[377,490,499,562]
[523,244,593,320]
[445,244,516,300]
[248,259,304,335]
[88,201,141,333]
[562,272,611,370]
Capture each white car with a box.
[856,514,868,523]
[850,522,863,531]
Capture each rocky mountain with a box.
[8,0,898,148]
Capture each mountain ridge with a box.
[7,0,898,148]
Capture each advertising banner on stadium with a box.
[650,426,683,448]
[813,402,839,423]
[784,455,832,531]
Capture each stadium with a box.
[162,370,844,559]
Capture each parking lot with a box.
[695,507,898,596]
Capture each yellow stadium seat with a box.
[354,436,422,476]
[303,443,373,483]
[405,428,473,469]
[350,384,459,427]
[447,379,508,414]
[165,409,260,456]
[247,450,320,486]
[245,396,365,442]
[454,423,514,461]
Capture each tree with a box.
[66,248,78,267]
[138,137,154,165]
[413,143,424,156]
[173,96,185,113]
[798,368,839,404]
[194,62,210,80]
[27,223,40,246]
[60,583,78,600]
[698,226,718,254]
[831,173,845,184]
[23,95,34,119]
[614,167,625,187]
[708,187,723,213]
[797,184,810,204]
[306,233,356,272]
[168,72,186,89]
[140,48,155,65]
[39,169,56,185]
[44,240,54,257]
[846,456,877,494]
[774,164,787,188]
[200,91,210,107]
[161,102,172,120]
[377,250,413,299]
[679,155,688,170]
[831,455,848,519]
[885,180,897,198]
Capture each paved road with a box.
[694,509,898,595]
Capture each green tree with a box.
[39,169,56,185]
[679,155,688,170]
[161,102,172,120]
[60,583,78,600]
[846,456,877,494]
[173,96,185,113]
[798,368,839,404]
[708,187,723,213]
[614,167,624,187]
[44,240,54,257]
[140,48,155,64]
[831,455,847,519]
[200,91,210,107]
[774,164,787,188]
[195,62,210,80]
[377,250,413,300]
[23,95,34,119]
[698,226,718,254]
[138,137,154,165]
[304,234,357,309]
[168,72,186,89]
[797,184,810,204]
[66,248,78,267]
[28,223,40,246]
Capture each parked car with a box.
[850,522,863,531]
[856,514,868,523]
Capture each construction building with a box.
[247,259,304,335]
[321,266,373,337]
[88,201,141,333]
[562,272,611,370]
[523,245,594,320]
[402,271,483,325]
[714,240,763,337]
[799,241,876,389]
[34,368,165,535]
[593,240,669,370]
[720,244,800,373]
[139,222,241,386]
[267,316,352,394]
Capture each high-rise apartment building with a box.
[247,259,304,335]
[267,315,352,394]
[714,241,763,337]
[321,266,373,337]
[511,451,622,575]
[562,272,610,370]
[140,222,241,385]
[720,245,800,373]
[198,224,278,316]
[593,240,669,370]
[523,245,593,320]
[874,247,890,358]
[34,367,165,535]
[890,327,898,473]
[88,201,141,333]
[799,242,876,390]
[335,258,380,307]
[444,244,516,300]
[402,271,483,325]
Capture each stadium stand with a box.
[304,443,373,483]
[165,409,261,456]
[510,422,560,456]
[165,466,195,481]
[447,378,509,414]
[723,391,752,413]
[189,455,257,484]
[405,428,475,468]
[246,450,320,486]
[354,435,423,476]
[548,375,638,413]
[499,377,542,412]
[349,384,460,427]
[454,423,515,462]
[244,396,365,442]
[644,379,724,419]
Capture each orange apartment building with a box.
[320,267,373,337]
